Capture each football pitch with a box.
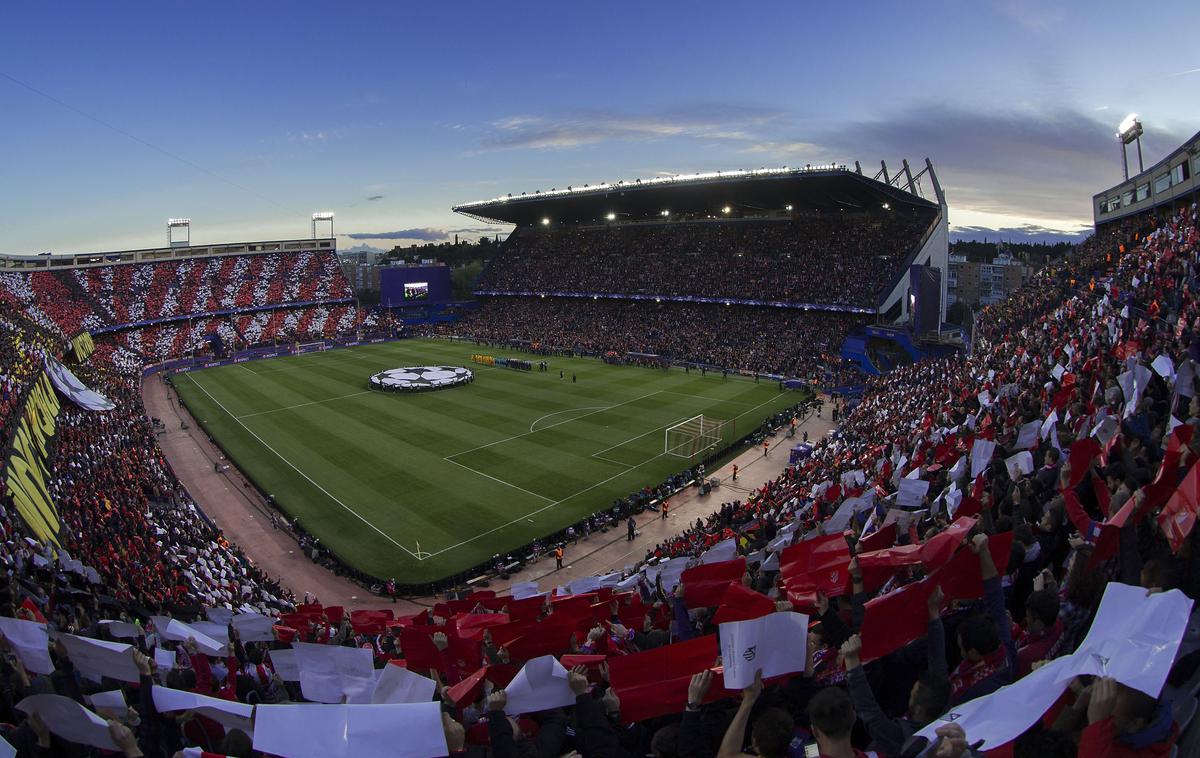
[173,338,806,584]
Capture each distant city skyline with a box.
[2,0,1197,255]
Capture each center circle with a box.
[368,365,473,392]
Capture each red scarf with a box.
[950,646,1007,699]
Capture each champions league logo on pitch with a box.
[368,366,473,393]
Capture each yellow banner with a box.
[71,331,95,362]
[4,372,62,546]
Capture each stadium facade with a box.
[1094,128,1200,227]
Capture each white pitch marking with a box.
[528,406,610,433]
[423,391,790,557]
[184,373,422,559]
[235,391,374,419]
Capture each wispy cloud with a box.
[449,226,504,234]
[807,106,1188,224]
[288,130,330,144]
[1167,67,1200,78]
[366,194,384,201]
[951,223,1092,244]
[478,104,783,151]
[342,228,448,241]
[995,0,1068,32]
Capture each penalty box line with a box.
[426,390,792,558]
[184,373,424,561]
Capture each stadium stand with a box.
[477,213,935,308]
[0,192,1199,756]
[436,297,862,381]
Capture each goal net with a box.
[295,341,327,354]
[665,415,733,459]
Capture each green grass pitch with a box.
[173,338,806,584]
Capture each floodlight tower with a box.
[312,212,334,239]
[167,218,191,247]
[1117,114,1144,181]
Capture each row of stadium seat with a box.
[477,211,934,307]
[435,297,862,381]
[0,249,353,336]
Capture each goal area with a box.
[295,341,327,354]
[665,415,734,459]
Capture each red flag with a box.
[1087,496,1137,571]
[446,665,489,707]
[934,532,1015,602]
[681,558,746,608]
[855,544,923,593]
[859,578,938,662]
[505,595,546,623]
[1159,460,1200,553]
[323,606,345,625]
[19,598,47,624]
[607,634,733,723]
[780,534,851,597]
[956,495,983,520]
[457,613,510,633]
[919,516,978,570]
[399,626,446,672]
[856,523,896,553]
[1067,439,1101,489]
[711,582,775,624]
[349,609,395,635]
[500,615,578,662]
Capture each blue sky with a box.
[1,0,1197,254]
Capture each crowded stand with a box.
[436,298,861,381]
[0,250,353,337]
[99,303,362,366]
[0,199,1197,758]
[477,212,934,308]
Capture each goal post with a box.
[665,415,734,459]
[295,341,326,355]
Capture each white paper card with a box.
[503,655,577,715]
[970,440,996,479]
[55,633,140,683]
[231,612,276,643]
[896,478,930,508]
[16,694,118,750]
[269,648,301,682]
[252,702,448,758]
[1014,420,1041,450]
[85,689,126,715]
[0,616,53,675]
[152,685,254,734]
[371,664,437,704]
[720,612,810,690]
[293,642,376,704]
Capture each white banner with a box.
[43,356,114,411]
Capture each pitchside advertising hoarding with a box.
[380,266,451,306]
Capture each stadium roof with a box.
[453,165,940,226]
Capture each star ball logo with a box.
[742,645,757,662]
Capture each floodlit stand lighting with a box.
[1117,114,1144,181]
[312,212,334,239]
[167,218,191,247]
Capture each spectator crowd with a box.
[478,212,934,308]
[436,298,862,382]
[0,200,1197,757]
